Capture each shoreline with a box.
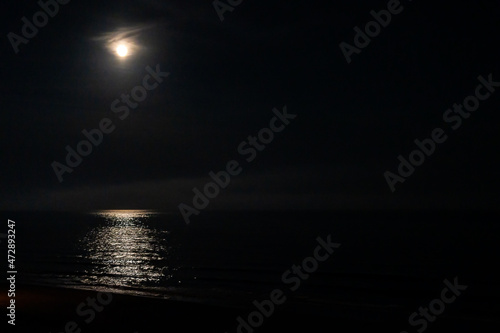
[1,283,244,332]
[2,283,499,332]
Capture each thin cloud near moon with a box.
[92,24,157,57]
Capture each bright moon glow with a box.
[116,45,128,57]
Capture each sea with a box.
[2,210,500,323]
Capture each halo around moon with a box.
[92,25,157,59]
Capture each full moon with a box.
[116,45,128,57]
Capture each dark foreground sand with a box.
[1,284,498,332]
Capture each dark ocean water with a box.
[2,210,500,320]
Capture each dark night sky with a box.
[2,0,500,211]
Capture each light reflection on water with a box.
[77,210,172,290]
